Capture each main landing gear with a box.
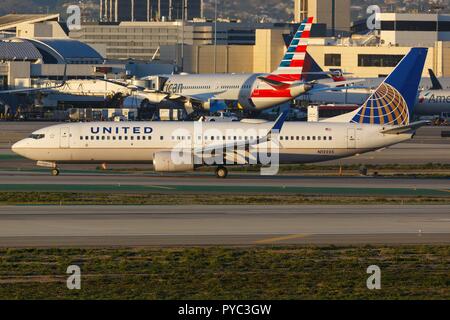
[215,166,228,179]
[51,168,60,176]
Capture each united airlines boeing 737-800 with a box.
[12,48,428,178]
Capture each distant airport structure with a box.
[99,0,203,22]
[294,0,351,35]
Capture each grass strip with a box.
[0,246,448,300]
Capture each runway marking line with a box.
[254,234,310,244]
[144,185,175,190]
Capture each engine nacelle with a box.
[141,92,169,104]
[153,151,195,172]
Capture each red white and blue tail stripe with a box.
[269,17,313,83]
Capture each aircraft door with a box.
[60,127,70,148]
[347,128,356,149]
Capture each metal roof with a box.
[0,40,42,61]
[19,38,104,63]
[36,39,104,60]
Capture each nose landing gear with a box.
[215,166,228,179]
[51,168,60,176]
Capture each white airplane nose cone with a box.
[11,141,25,156]
[11,142,19,153]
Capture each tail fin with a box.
[269,17,313,83]
[428,69,443,90]
[350,48,428,126]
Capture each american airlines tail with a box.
[266,17,314,83]
[328,48,428,125]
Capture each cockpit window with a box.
[29,134,45,139]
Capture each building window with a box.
[358,54,404,67]
[325,54,341,66]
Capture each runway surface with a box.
[0,205,448,246]
[0,173,448,196]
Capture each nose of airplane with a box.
[11,140,24,156]
[11,141,19,153]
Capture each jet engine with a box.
[140,92,168,104]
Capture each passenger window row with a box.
[280,136,333,141]
[80,136,157,141]
[80,135,333,143]
[171,136,260,141]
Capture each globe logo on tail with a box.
[351,83,409,126]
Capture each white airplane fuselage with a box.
[12,121,412,168]
[300,87,450,117]
[417,90,450,115]
[158,73,311,111]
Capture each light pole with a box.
[214,0,217,73]
[181,0,186,72]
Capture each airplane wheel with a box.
[216,166,228,179]
[51,168,60,176]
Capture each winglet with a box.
[272,108,289,132]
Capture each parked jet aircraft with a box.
[416,69,450,117]
[139,17,359,113]
[12,48,428,178]
[0,65,67,94]
[300,68,450,119]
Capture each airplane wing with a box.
[0,83,65,94]
[168,91,229,113]
[198,110,288,154]
[380,121,430,134]
[0,64,67,94]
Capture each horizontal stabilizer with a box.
[257,76,289,88]
[380,121,430,134]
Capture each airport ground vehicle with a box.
[201,112,240,122]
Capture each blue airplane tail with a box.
[351,48,428,126]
